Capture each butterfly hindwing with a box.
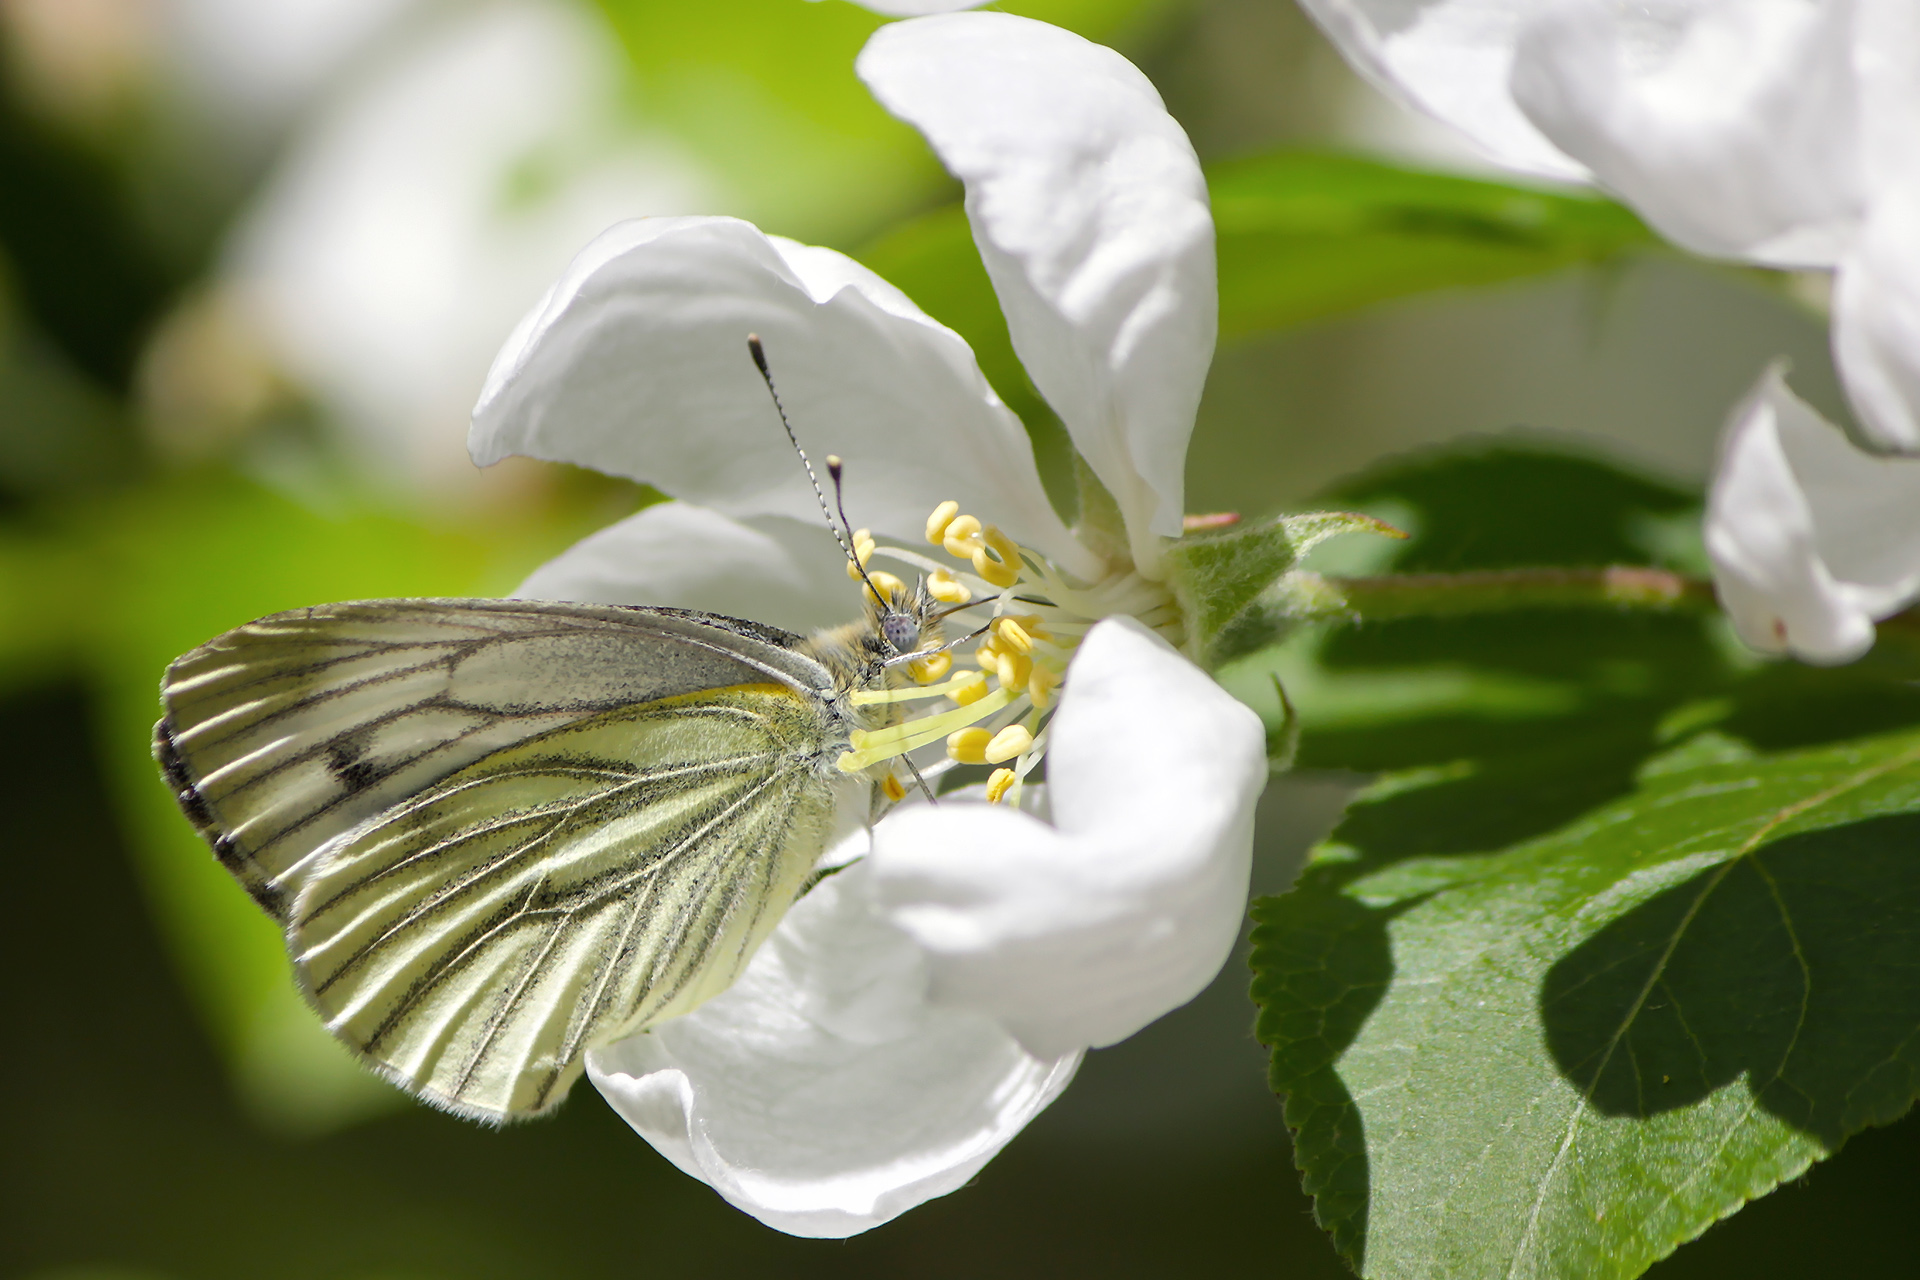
[155,599,832,921]
[288,685,844,1121]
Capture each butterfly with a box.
[152,339,952,1124]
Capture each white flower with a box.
[225,0,713,494]
[1706,364,1920,663]
[158,0,425,138]
[1299,0,1920,658]
[811,0,984,15]
[1298,0,1920,449]
[468,12,1267,1237]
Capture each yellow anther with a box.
[996,650,1032,693]
[925,501,961,545]
[984,725,1033,764]
[846,530,878,580]
[992,617,1034,655]
[947,727,993,764]
[881,774,906,803]
[943,514,984,559]
[949,671,990,705]
[974,641,1000,670]
[927,568,971,605]
[864,570,906,605]
[909,650,952,683]
[1027,663,1058,710]
[973,525,1022,589]
[985,768,1017,804]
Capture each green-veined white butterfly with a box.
[152,340,958,1124]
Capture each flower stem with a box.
[1307,566,1718,622]
[1287,567,1920,645]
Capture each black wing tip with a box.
[153,715,290,920]
[154,716,216,832]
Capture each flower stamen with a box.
[985,724,1032,763]
[838,685,1016,772]
[942,514,984,559]
[973,525,1022,589]
[834,501,1180,800]
[927,567,971,604]
[909,650,952,683]
[992,616,1035,655]
[846,528,877,575]
[851,671,986,705]
[946,727,991,764]
[925,500,961,545]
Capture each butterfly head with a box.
[869,574,941,659]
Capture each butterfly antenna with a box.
[748,335,847,557]
[747,333,893,609]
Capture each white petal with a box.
[1706,364,1920,663]
[587,865,1079,1239]
[513,501,865,635]
[1295,0,1593,181]
[867,616,1267,1059]
[470,215,1095,577]
[857,14,1215,570]
[1835,1,1920,453]
[1834,188,1920,453]
[827,0,985,14]
[1511,0,1862,266]
[1856,0,1920,189]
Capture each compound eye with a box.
[881,613,920,654]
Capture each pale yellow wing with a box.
[155,599,831,920]
[290,685,841,1122]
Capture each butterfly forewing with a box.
[288,686,842,1121]
[155,599,832,920]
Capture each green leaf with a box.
[1253,727,1920,1279]
[1236,442,1920,1276]
[1209,152,1652,339]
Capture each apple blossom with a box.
[224,0,712,493]
[1298,0,1920,660]
[1706,364,1920,663]
[469,12,1267,1236]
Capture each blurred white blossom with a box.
[1299,0,1920,452]
[823,0,984,14]
[218,0,715,495]
[1300,0,1920,660]
[158,0,428,136]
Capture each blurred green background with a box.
[1,0,1911,1275]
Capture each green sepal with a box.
[1166,511,1403,669]
[1265,673,1301,773]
